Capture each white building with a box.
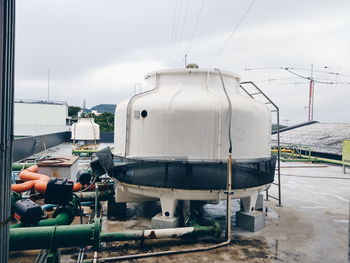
[14,99,71,136]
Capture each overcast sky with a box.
[15,0,350,125]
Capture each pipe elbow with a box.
[34,180,48,194]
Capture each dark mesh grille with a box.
[108,156,276,190]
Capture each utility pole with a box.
[308,64,314,121]
[47,68,50,102]
[184,54,187,68]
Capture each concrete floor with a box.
[9,145,350,262]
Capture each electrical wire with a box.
[284,68,350,85]
[237,66,350,77]
[174,0,190,66]
[286,67,350,78]
[215,68,232,153]
[210,0,256,67]
[170,0,184,66]
[184,0,206,60]
[167,0,180,65]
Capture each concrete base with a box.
[255,194,264,212]
[236,211,265,232]
[151,213,180,229]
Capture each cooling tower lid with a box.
[145,68,240,81]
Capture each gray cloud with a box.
[15,0,350,123]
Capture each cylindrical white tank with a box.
[114,68,271,162]
[71,118,100,141]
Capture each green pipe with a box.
[38,210,72,227]
[10,221,100,251]
[281,158,314,162]
[75,190,113,202]
[12,163,36,171]
[304,155,350,166]
[281,154,350,166]
[72,149,97,154]
[10,217,220,251]
[10,211,72,229]
[11,196,79,228]
[100,230,144,242]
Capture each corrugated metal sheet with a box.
[272,122,350,155]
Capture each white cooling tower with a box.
[114,68,271,161]
[71,118,100,141]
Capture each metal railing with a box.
[240,81,282,206]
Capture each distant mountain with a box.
[90,104,116,113]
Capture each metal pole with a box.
[47,68,50,102]
[226,154,232,240]
[277,106,282,206]
[0,0,15,261]
[308,64,314,122]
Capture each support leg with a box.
[241,192,258,212]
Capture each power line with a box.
[210,0,256,67]
[167,0,180,65]
[184,0,206,61]
[233,66,350,78]
[174,0,190,66]
[287,67,350,78]
[284,68,350,85]
[169,0,183,66]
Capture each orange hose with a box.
[11,165,82,194]
[11,181,35,192]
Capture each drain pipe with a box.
[84,69,234,262]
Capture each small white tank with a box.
[71,118,100,141]
[114,68,271,161]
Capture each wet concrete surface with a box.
[9,148,350,262]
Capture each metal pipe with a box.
[281,153,350,166]
[72,149,97,154]
[10,219,220,251]
[100,224,220,242]
[12,163,36,171]
[10,210,72,229]
[0,1,16,261]
[10,223,100,251]
[75,190,113,202]
[226,154,232,241]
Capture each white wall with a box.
[14,102,70,136]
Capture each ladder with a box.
[239,81,282,207]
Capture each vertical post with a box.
[184,54,187,68]
[226,154,232,240]
[47,68,50,102]
[0,0,15,261]
[308,64,314,122]
[277,107,282,206]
